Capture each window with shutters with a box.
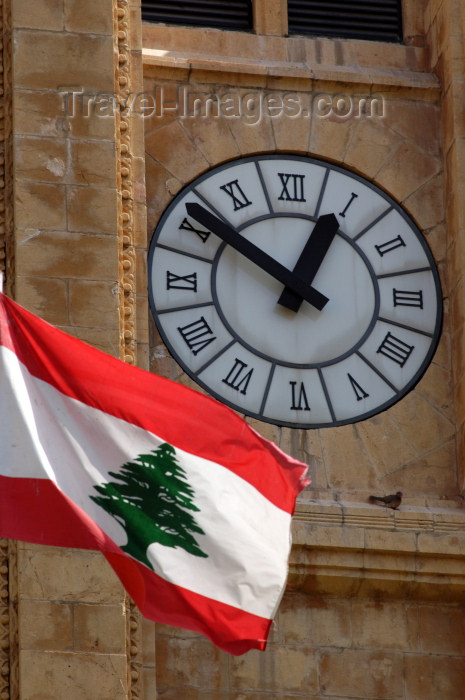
[141,0,253,32]
[287,0,403,42]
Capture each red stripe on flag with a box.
[0,293,308,514]
[0,475,270,654]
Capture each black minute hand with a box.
[186,202,329,312]
[278,213,339,312]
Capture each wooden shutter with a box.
[288,0,403,42]
[141,1,253,31]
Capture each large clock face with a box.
[148,154,442,429]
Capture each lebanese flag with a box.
[0,291,308,655]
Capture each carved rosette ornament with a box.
[114,2,143,698]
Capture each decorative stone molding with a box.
[0,0,13,294]
[125,596,143,700]
[114,2,144,697]
[0,540,17,700]
[0,540,9,700]
[0,1,5,281]
[115,0,138,366]
[6,543,16,700]
[0,0,14,694]
[294,500,465,532]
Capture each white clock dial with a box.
[148,155,442,429]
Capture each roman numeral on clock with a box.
[166,271,197,292]
[290,381,310,411]
[179,217,210,243]
[375,235,406,257]
[393,289,423,308]
[339,192,358,218]
[222,358,254,395]
[376,331,414,367]
[347,374,369,401]
[278,173,306,202]
[177,317,216,355]
[219,179,252,211]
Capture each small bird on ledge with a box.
[369,491,402,510]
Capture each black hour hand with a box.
[278,213,339,312]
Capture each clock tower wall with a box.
[143,9,453,509]
[141,1,465,697]
[426,0,465,494]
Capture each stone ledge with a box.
[289,501,465,601]
[142,25,440,93]
[294,499,465,534]
[143,48,440,93]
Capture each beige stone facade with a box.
[1,0,465,698]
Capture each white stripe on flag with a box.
[0,345,292,618]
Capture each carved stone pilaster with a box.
[6,543,16,700]
[0,540,17,700]
[115,0,138,366]
[114,2,144,697]
[0,540,9,700]
[0,0,15,696]
[125,595,143,700]
[0,0,13,294]
[0,0,5,282]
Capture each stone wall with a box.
[143,12,452,507]
[155,596,465,698]
[142,1,465,698]
[427,0,465,492]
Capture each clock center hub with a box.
[214,217,376,366]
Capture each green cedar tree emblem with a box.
[91,442,208,569]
